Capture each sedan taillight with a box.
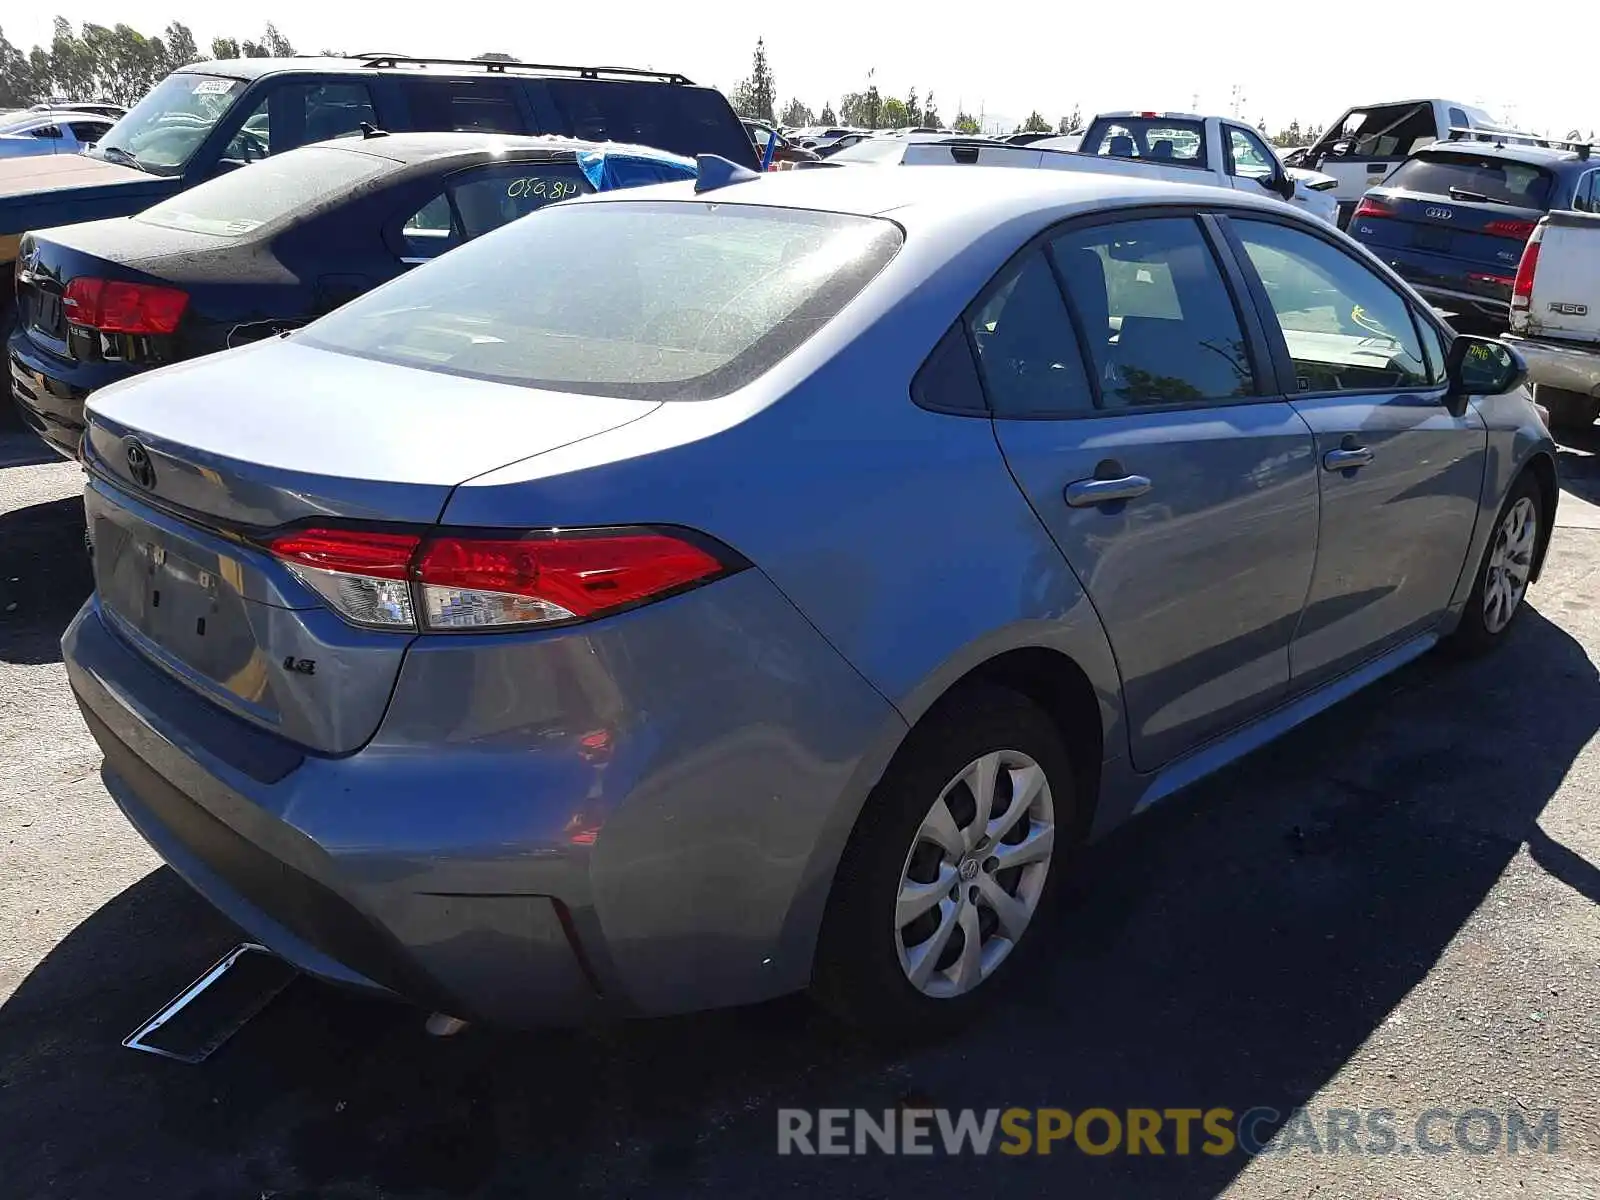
[63,276,189,334]
[264,526,739,632]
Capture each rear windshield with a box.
[299,199,904,400]
[136,146,391,237]
[541,80,757,170]
[1081,118,1207,167]
[1385,151,1554,209]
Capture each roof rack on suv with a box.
[1445,126,1593,159]
[350,54,692,84]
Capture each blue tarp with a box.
[576,142,699,192]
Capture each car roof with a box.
[582,162,1297,230]
[321,130,612,166]
[178,57,700,86]
[1415,140,1594,169]
[0,110,112,130]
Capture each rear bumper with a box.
[1502,334,1600,398]
[8,327,134,459]
[64,564,899,1026]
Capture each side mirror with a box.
[1445,335,1527,408]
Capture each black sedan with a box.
[8,130,695,457]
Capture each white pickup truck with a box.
[818,111,1340,225]
[1503,209,1600,430]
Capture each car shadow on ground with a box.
[1,607,1595,1199]
[1553,423,1600,505]
[0,495,92,665]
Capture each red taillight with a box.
[263,526,735,631]
[1512,228,1543,312]
[1483,219,1538,240]
[416,532,726,628]
[1352,197,1392,220]
[63,276,188,334]
[1468,272,1516,288]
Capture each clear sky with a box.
[8,2,1597,138]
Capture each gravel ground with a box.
[1,427,1598,1199]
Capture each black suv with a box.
[0,54,754,337]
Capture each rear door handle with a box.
[1064,474,1152,508]
[1323,446,1375,471]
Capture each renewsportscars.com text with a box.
[777,1106,1560,1157]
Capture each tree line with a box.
[733,38,1326,145]
[0,18,297,108]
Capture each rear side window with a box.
[540,80,756,168]
[138,145,391,237]
[1385,152,1554,209]
[404,79,527,133]
[302,200,903,400]
[913,324,987,415]
[1051,217,1256,408]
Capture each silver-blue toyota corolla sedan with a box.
[64,166,1556,1037]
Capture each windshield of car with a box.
[92,72,247,175]
[136,145,392,237]
[1081,118,1207,167]
[299,200,904,400]
[1385,151,1555,209]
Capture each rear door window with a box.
[403,78,528,133]
[1049,217,1257,408]
[537,79,756,167]
[397,162,591,260]
[1384,152,1554,209]
[304,200,902,399]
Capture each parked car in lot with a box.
[1347,136,1598,328]
[26,99,127,121]
[0,54,758,342]
[816,112,1340,225]
[1297,99,1537,226]
[9,132,696,458]
[0,109,117,159]
[741,119,821,167]
[1504,207,1600,430]
[64,167,1554,1037]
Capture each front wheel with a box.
[1451,473,1543,654]
[811,686,1075,1040]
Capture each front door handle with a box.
[1323,446,1375,471]
[1064,474,1152,508]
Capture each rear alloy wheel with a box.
[1452,473,1543,654]
[1535,385,1600,433]
[895,750,1055,998]
[812,686,1074,1039]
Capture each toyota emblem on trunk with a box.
[125,440,156,489]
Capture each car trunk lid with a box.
[83,337,659,753]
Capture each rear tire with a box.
[1450,471,1543,656]
[1535,385,1600,433]
[811,685,1075,1041]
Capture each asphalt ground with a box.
[1,423,1598,1198]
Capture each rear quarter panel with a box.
[439,209,1128,968]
